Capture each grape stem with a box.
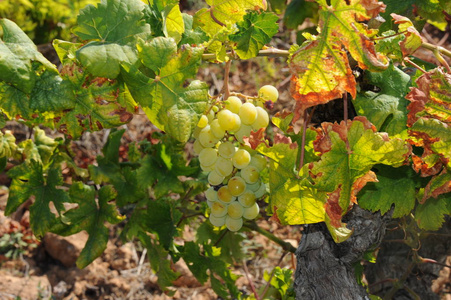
[244,221,297,253]
[223,59,232,100]
[242,258,261,300]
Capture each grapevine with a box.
[0,0,450,299]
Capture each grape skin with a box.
[251,107,269,130]
[258,85,279,102]
[210,214,226,227]
[227,201,244,219]
[217,109,236,131]
[215,156,233,177]
[211,201,227,217]
[243,202,259,220]
[208,170,225,186]
[228,176,246,196]
[225,96,242,113]
[217,186,235,203]
[199,147,218,166]
[232,149,251,169]
[239,102,257,125]
[197,114,209,128]
[218,142,236,158]
[241,165,259,184]
[226,216,243,232]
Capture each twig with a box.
[383,261,416,300]
[421,42,451,59]
[404,57,427,73]
[242,259,260,300]
[209,8,225,27]
[137,248,147,275]
[213,229,228,247]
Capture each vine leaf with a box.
[162,3,185,43]
[72,0,152,78]
[309,118,410,229]
[140,234,179,291]
[0,130,17,158]
[415,193,450,231]
[194,0,266,37]
[391,13,422,57]
[229,11,279,59]
[122,37,208,143]
[423,169,451,203]
[49,183,124,268]
[358,165,417,218]
[289,0,388,118]
[258,141,327,225]
[353,63,410,136]
[0,19,57,93]
[181,242,240,299]
[6,160,70,238]
[146,199,182,250]
[407,67,451,169]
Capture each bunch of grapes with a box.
[193,85,278,231]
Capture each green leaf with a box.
[0,19,57,93]
[122,37,208,142]
[283,0,319,29]
[309,118,410,228]
[194,0,266,37]
[358,165,418,218]
[6,161,70,237]
[162,4,185,43]
[180,13,209,46]
[229,11,279,59]
[196,223,244,264]
[140,233,179,290]
[56,72,134,139]
[353,63,411,136]
[52,183,124,268]
[415,193,450,231]
[29,70,75,112]
[258,143,327,225]
[0,130,17,158]
[181,242,240,298]
[146,199,181,249]
[73,0,152,78]
[0,83,33,120]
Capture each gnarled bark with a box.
[294,206,390,300]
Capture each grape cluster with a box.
[193,85,278,231]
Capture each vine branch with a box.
[244,221,297,253]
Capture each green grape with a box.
[230,113,241,132]
[258,85,279,102]
[218,141,236,158]
[225,96,242,113]
[240,165,259,184]
[217,186,235,203]
[201,163,215,172]
[208,170,225,186]
[199,147,218,166]
[238,190,256,207]
[251,106,269,130]
[207,109,215,123]
[215,156,234,177]
[210,119,226,139]
[250,154,266,171]
[217,109,236,131]
[243,202,259,220]
[247,180,261,192]
[228,176,246,196]
[232,148,251,169]
[207,199,215,208]
[212,105,219,112]
[239,102,258,125]
[227,201,244,219]
[235,124,252,143]
[226,216,243,232]
[255,182,266,198]
[199,126,219,147]
[197,114,208,128]
[210,214,226,227]
[193,126,202,139]
[211,201,227,217]
[205,187,218,202]
[193,139,204,155]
